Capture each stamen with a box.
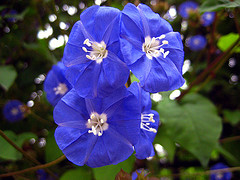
[82,39,108,63]
[86,112,108,136]
[142,35,170,59]
[141,113,157,133]
[53,83,68,95]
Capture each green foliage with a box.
[93,155,135,180]
[60,166,92,180]
[156,93,222,167]
[45,131,63,162]
[0,131,37,160]
[217,33,240,53]
[199,0,240,13]
[0,65,17,91]
[223,109,240,125]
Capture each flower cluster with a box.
[210,163,232,180]
[187,35,207,51]
[3,100,26,122]
[45,3,185,168]
[178,1,216,52]
[178,1,216,27]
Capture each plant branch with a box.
[220,136,240,143]
[0,155,66,178]
[0,130,58,179]
[177,36,240,101]
[159,166,240,178]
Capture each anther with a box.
[86,112,108,136]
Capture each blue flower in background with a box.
[53,87,141,167]
[128,82,159,159]
[44,62,72,106]
[210,163,232,180]
[201,12,216,27]
[132,169,147,180]
[178,1,198,19]
[3,100,25,122]
[120,3,185,93]
[1,9,17,23]
[62,5,129,98]
[187,35,207,51]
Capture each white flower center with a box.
[11,108,19,115]
[86,112,109,136]
[141,113,157,133]
[142,35,169,60]
[53,83,68,95]
[193,39,200,45]
[82,39,108,64]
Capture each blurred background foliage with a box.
[0,0,240,179]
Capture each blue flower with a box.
[44,62,72,106]
[53,86,141,167]
[62,5,129,98]
[187,35,207,51]
[128,82,159,159]
[210,163,232,180]
[1,9,18,23]
[201,12,216,27]
[178,1,199,19]
[3,100,25,122]
[120,3,185,93]
[132,169,147,180]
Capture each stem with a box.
[0,155,66,178]
[30,111,54,126]
[233,9,240,35]
[177,36,240,101]
[159,166,240,178]
[220,136,240,143]
[0,130,39,165]
[0,130,58,179]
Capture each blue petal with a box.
[137,3,173,37]
[134,110,159,159]
[163,32,184,74]
[86,127,134,167]
[120,36,145,65]
[121,3,144,41]
[61,131,98,166]
[44,62,72,106]
[134,133,155,159]
[108,93,141,145]
[81,6,120,43]
[55,126,86,150]
[128,82,152,112]
[62,21,92,67]
[53,89,88,129]
[146,56,184,92]
[73,62,101,98]
[99,51,129,91]
[142,110,159,142]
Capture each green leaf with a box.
[130,73,140,83]
[23,40,57,64]
[0,65,17,91]
[154,129,176,162]
[93,155,135,180]
[45,131,63,162]
[199,0,240,13]
[216,144,240,165]
[0,131,37,160]
[60,167,92,180]
[156,93,222,167]
[217,33,240,53]
[223,109,240,125]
